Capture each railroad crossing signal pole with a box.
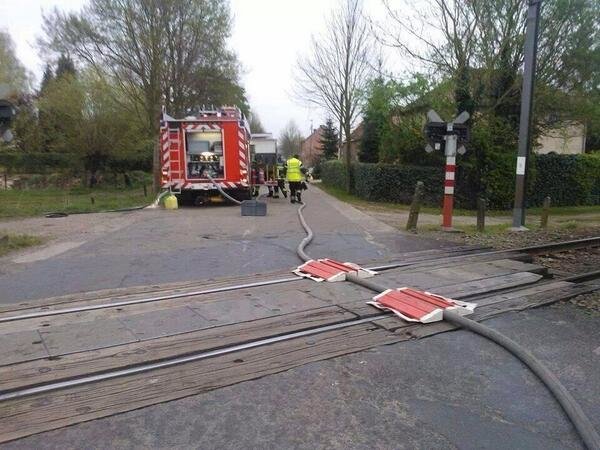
[442,133,457,229]
[512,0,542,230]
[425,110,469,231]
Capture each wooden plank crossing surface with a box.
[0,250,591,444]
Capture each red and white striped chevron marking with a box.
[238,128,248,178]
[161,181,247,191]
[160,125,170,181]
[184,123,222,131]
[442,156,455,228]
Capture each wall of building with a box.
[536,122,586,155]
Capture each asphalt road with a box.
[0,186,455,304]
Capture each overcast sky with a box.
[0,0,405,138]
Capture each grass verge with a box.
[0,187,150,219]
[0,234,44,256]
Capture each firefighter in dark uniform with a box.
[285,154,304,204]
[267,162,288,199]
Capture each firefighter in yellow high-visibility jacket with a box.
[285,154,304,204]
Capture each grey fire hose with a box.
[296,203,314,262]
[206,174,242,205]
[444,310,600,450]
[295,203,600,449]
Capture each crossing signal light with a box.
[424,109,470,155]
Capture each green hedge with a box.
[531,154,600,206]
[321,160,444,204]
[0,151,77,173]
[320,160,349,190]
[321,154,600,209]
[352,163,443,204]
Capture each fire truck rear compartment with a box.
[185,130,224,180]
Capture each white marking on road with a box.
[12,241,86,264]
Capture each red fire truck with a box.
[159,106,252,203]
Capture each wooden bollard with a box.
[90,196,95,205]
[541,196,551,229]
[476,198,486,232]
[143,183,148,197]
[406,181,424,231]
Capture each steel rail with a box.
[0,250,482,324]
[2,266,599,404]
[0,277,300,324]
[0,316,377,402]
[1,236,598,324]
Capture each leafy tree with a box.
[40,65,54,94]
[359,78,392,163]
[12,96,43,153]
[55,54,76,79]
[249,112,266,134]
[41,0,247,190]
[380,0,599,127]
[278,120,303,158]
[374,0,599,202]
[319,118,338,160]
[0,31,30,98]
[36,68,150,180]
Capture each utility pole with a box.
[512,0,542,230]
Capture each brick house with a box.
[341,122,364,162]
[300,125,325,167]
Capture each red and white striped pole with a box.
[442,134,458,230]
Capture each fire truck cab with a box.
[160,106,252,204]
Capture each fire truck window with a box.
[187,139,210,154]
[186,131,224,179]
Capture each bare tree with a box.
[377,0,478,115]
[278,120,304,159]
[376,0,599,117]
[295,0,373,191]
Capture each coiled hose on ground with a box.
[294,201,600,449]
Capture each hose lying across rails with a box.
[295,202,600,449]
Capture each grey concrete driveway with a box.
[0,185,454,304]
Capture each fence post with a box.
[3,171,6,190]
[143,183,148,197]
[540,196,551,229]
[477,198,486,232]
[406,181,424,232]
[90,196,95,205]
